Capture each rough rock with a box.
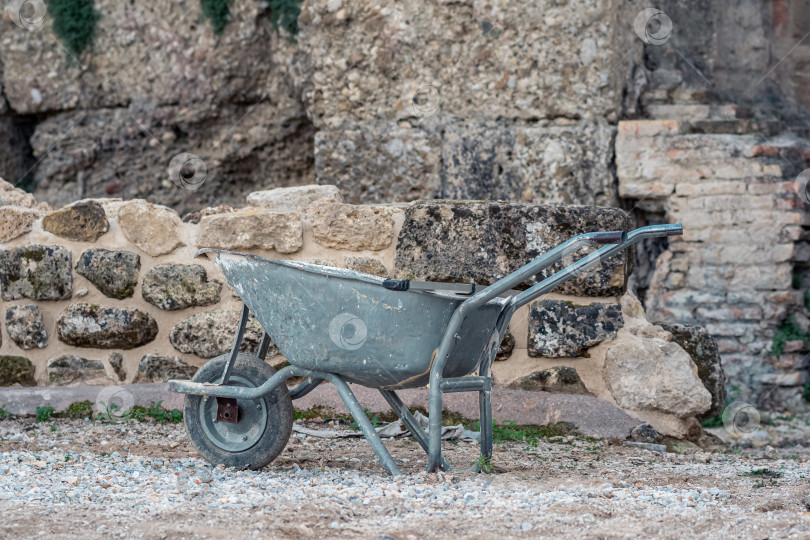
[5,305,47,350]
[442,119,617,206]
[495,330,515,362]
[0,245,72,301]
[46,356,111,386]
[169,310,276,358]
[118,200,184,256]
[57,303,158,350]
[197,209,303,253]
[528,301,624,357]
[657,322,727,421]
[0,206,49,243]
[603,332,712,418]
[181,205,234,224]
[141,264,222,310]
[345,257,388,277]
[109,353,126,382]
[314,123,441,203]
[41,200,109,242]
[630,424,664,444]
[310,202,396,251]
[394,201,631,295]
[0,178,40,208]
[134,355,197,383]
[0,356,36,386]
[247,185,343,211]
[508,366,591,395]
[75,249,140,299]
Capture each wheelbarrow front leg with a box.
[380,389,451,470]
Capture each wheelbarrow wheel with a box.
[184,353,293,470]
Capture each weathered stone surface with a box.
[134,355,197,383]
[197,209,303,253]
[442,119,618,206]
[310,202,395,251]
[42,200,109,242]
[109,353,126,382]
[0,245,72,301]
[630,424,663,444]
[181,205,234,224]
[495,330,515,362]
[528,301,624,358]
[118,200,184,257]
[508,366,591,395]
[314,123,441,203]
[0,356,36,386]
[0,206,47,242]
[345,257,388,277]
[5,305,47,350]
[47,355,111,386]
[142,264,222,310]
[75,249,140,299]
[0,178,42,208]
[248,185,343,211]
[170,310,277,358]
[657,322,727,420]
[604,333,712,418]
[57,304,158,350]
[395,201,631,296]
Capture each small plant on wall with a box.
[48,0,100,57]
[200,0,230,35]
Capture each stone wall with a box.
[0,179,722,438]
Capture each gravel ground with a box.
[1,415,809,539]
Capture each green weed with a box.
[0,405,9,420]
[35,406,54,423]
[200,0,230,34]
[741,468,783,478]
[349,408,382,430]
[55,401,93,420]
[267,0,304,38]
[96,401,182,424]
[771,317,809,357]
[473,455,493,473]
[48,0,100,57]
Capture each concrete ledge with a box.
[0,383,642,439]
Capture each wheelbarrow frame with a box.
[169,223,682,476]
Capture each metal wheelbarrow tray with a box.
[169,223,683,476]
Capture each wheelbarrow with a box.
[169,223,682,476]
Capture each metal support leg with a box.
[219,303,250,385]
[479,390,493,462]
[380,390,451,470]
[426,371,445,472]
[329,376,401,476]
[257,331,273,360]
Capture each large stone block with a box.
[310,202,396,251]
[0,245,72,301]
[134,355,197,383]
[394,201,632,296]
[75,249,140,299]
[507,366,591,395]
[42,200,109,242]
[57,303,158,349]
[314,123,441,203]
[0,355,36,386]
[5,305,47,350]
[528,301,623,358]
[656,322,727,421]
[47,355,113,386]
[442,119,617,207]
[118,200,184,257]
[0,206,48,243]
[142,264,222,310]
[197,209,303,253]
[247,185,343,211]
[169,310,276,358]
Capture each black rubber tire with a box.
[184,353,293,470]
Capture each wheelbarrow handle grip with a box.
[382,278,410,291]
[591,231,626,244]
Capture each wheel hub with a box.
[199,375,268,452]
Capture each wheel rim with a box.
[199,374,268,453]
